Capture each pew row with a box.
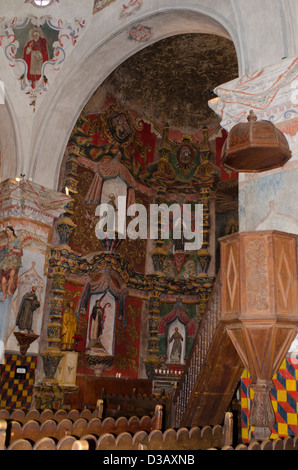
[1,411,232,450]
[99,388,170,422]
[0,403,102,425]
[74,411,233,450]
[3,405,163,446]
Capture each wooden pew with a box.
[74,411,234,450]
[99,389,169,423]
[0,407,98,425]
[0,419,7,450]
[4,404,163,446]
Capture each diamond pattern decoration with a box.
[226,246,238,309]
[277,246,292,309]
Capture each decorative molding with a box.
[49,246,215,297]
[0,178,70,226]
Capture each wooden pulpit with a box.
[220,230,298,440]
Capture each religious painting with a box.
[0,226,23,302]
[1,16,85,109]
[87,291,116,355]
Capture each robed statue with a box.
[61,301,78,351]
[16,286,40,333]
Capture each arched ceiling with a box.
[85,32,239,131]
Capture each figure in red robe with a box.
[23,27,49,88]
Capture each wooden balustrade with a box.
[172,275,223,428]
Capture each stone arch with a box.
[28,4,242,189]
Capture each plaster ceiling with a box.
[85,32,239,131]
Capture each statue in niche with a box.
[169,327,184,363]
[16,286,40,333]
[0,226,23,302]
[90,299,104,348]
[61,301,78,351]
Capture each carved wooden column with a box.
[197,186,212,276]
[56,146,79,245]
[220,230,298,440]
[144,289,161,379]
[41,266,67,382]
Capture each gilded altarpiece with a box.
[51,100,225,394]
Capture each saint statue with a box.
[169,327,184,363]
[89,299,104,348]
[16,286,40,333]
[61,301,77,351]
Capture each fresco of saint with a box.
[23,27,49,87]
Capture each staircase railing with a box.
[172,274,221,428]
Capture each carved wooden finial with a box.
[247,109,257,121]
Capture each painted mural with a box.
[0,15,85,109]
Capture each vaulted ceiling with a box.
[85,32,239,131]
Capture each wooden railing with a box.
[172,275,222,428]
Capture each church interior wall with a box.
[0,0,297,445]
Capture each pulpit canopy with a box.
[221,110,292,172]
